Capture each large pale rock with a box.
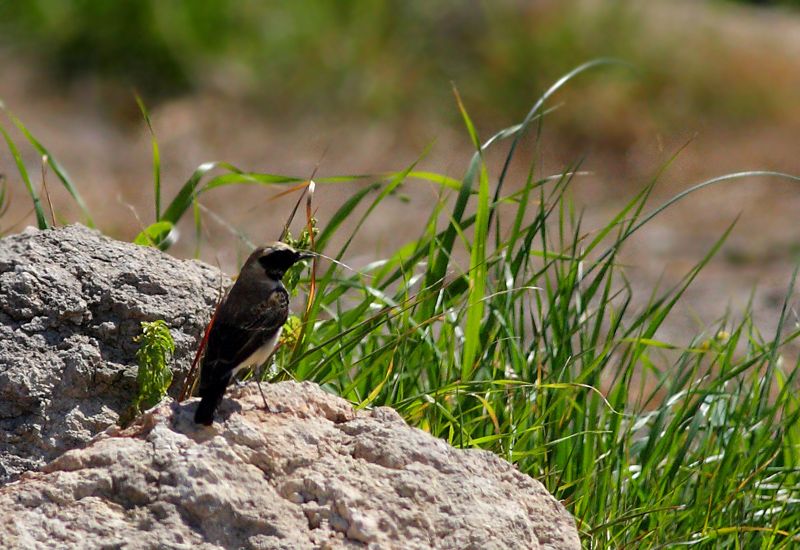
[0,224,580,548]
[0,382,580,549]
[0,224,220,483]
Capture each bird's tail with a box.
[194,383,226,425]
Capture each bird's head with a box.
[242,242,313,282]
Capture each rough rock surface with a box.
[0,224,579,548]
[0,382,580,549]
[0,224,220,482]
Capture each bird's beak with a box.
[296,251,315,261]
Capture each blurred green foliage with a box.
[0,0,190,96]
[0,0,790,131]
[2,0,632,115]
[0,2,650,109]
[729,0,799,5]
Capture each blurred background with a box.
[0,0,799,340]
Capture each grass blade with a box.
[135,95,162,221]
[3,108,94,227]
[0,123,47,229]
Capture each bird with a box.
[194,242,311,425]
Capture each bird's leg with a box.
[255,378,271,413]
[254,360,273,413]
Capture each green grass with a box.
[2,70,800,547]
[275,154,800,546]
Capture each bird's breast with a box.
[229,327,282,378]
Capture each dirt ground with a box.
[1,1,799,350]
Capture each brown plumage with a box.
[194,243,310,425]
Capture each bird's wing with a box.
[199,288,289,388]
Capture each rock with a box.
[0,224,579,548]
[0,382,580,549]
[0,224,221,483]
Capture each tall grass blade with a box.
[0,123,47,229]
[5,111,95,227]
[135,95,162,221]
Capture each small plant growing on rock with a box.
[133,320,175,412]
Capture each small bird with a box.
[194,242,311,425]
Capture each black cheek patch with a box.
[260,249,299,271]
[258,255,272,270]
